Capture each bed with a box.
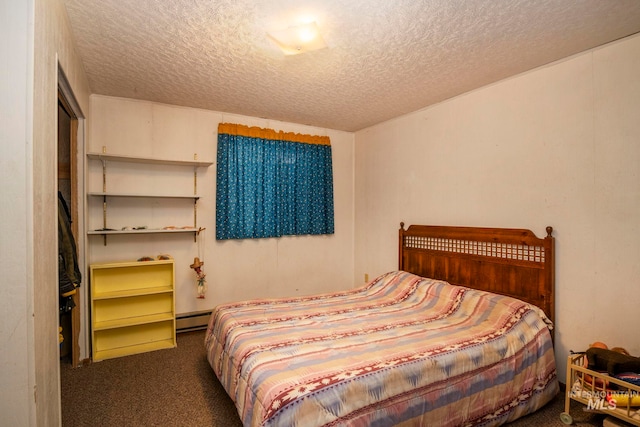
[205,223,559,426]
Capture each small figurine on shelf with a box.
[190,257,206,299]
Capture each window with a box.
[216,123,334,240]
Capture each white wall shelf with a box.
[86,152,213,167]
[88,192,201,200]
[86,150,212,245]
[87,228,200,236]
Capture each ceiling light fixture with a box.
[267,21,327,55]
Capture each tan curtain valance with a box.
[218,123,330,146]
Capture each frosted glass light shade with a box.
[268,21,327,55]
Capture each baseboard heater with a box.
[176,310,212,333]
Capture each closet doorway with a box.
[57,68,85,367]
[58,90,80,366]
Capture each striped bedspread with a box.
[205,271,558,427]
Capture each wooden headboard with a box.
[399,223,555,323]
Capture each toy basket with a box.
[561,353,640,426]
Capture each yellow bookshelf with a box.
[90,259,176,361]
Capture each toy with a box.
[607,392,640,407]
[611,347,631,356]
[562,352,640,425]
[582,342,637,389]
[587,347,640,376]
[190,257,206,299]
[582,341,610,388]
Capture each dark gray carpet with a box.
[61,331,604,426]
[61,331,242,427]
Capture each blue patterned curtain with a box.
[216,123,334,240]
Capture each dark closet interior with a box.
[58,92,81,367]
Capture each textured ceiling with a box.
[63,0,640,132]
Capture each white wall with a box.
[2,0,91,424]
[1,0,34,424]
[354,34,640,381]
[87,96,355,315]
[33,0,91,422]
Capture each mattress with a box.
[205,271,558,426]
